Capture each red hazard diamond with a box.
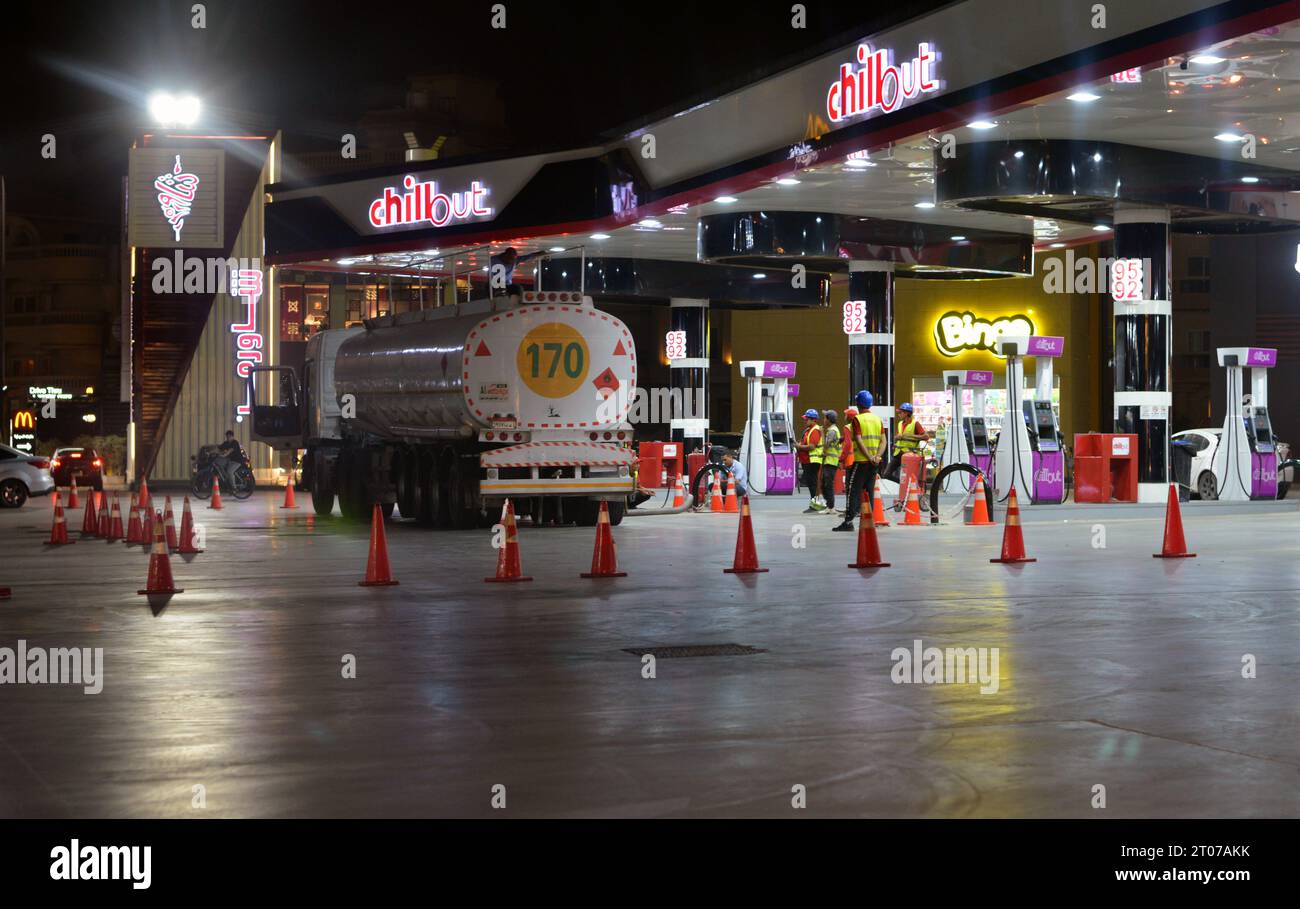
[592,368,620,396]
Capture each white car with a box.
[0,443,56,507]
[1172,428,1292,500]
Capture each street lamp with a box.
[148,92,201,127]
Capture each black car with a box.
[50,447,105,491]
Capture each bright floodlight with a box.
[149,92,201,126]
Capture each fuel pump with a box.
[1211,347,1278,501]
[939,369,995,489]
[738,360,797,494]
[993,335,1066,504]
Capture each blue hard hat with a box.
[855,390,873,409]
[803,408,820,419]
[899,402,913,413]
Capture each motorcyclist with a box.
[214,430,247,488]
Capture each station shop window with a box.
[910,378,1060,436]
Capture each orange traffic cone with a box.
[67,477,80,509]
[125,494,143,544]
[901,476,923,526]
[106,496,124,542]
[140,507,155,551]
[162,496,178,552]
[358,503,399,586]
[138,476,151,511]
[990,487,1036,564]
[99,494,112,538]
[208,473,223,509]
[1154,483,1196,559]
[966,474,996,526]
[581,500,627,578]
[671,474,686,508]
[486,499,532,582]
[176,496,203,554]
[723,474,739,513]
[138,510,183,597]
[81,490,99,537]
[872,478,890,526]
[281,480,298,509]
[724,495,768,574]
[848,489,890,568]
[709,473,724,512]
[44,491,75,546]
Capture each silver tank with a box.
[333,303,486,440]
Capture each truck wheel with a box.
[606,499,626,526]
[395,449,418,520]
[416,450,441,526]
[310,451,335,516]
[446,456,476,530]
[337,450,364,521]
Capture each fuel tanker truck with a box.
[245,290,637,527]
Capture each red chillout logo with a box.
[367,175,492,229]
[155,154,200,241]
[826,41,939,123]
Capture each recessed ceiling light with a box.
[1067,91,1101,102]
[715,195,738,204]
[1093,152,1103,162]
[950,235,967,241]
[914,201,936,209]
[1050,242,1067,248]
[844,158,876,168]
[590,233,610,240]
[1092,224,1112,232]
[967,120,997,130]
[1189,54,1225,65]
[775,177,801,186]
[1241,176,1260,183]
[752,273,767,279]
[637,219,662,228]
[1215,132,1244,142]
[548,246,565,252]
[1013,150,1025,159]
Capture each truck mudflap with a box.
[480,441,635,497]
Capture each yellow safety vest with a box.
[854,412,883,460]
[803,425,824,464]
[894,418,921,453]
[821,425,842,464]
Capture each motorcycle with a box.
[191,444,255,500]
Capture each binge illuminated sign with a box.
[367,175,492,230]
[934,311,1035,358]
[826,41,939,123]
[230,268,265,418]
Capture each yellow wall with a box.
[727,247,1103,440]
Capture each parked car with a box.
[50,447,105,491]
[1172,428,1293,500]
[0,443,56,508]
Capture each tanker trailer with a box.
[246,290,637,528]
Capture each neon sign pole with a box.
[230,268,264,419]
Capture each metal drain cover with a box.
[623,644,767,658]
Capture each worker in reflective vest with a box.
[834,390,887,532]
[885,402,929,482]
[795,409,825,512]
[819,410,842,514]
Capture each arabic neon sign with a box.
[826,41,939,123]
[230,268,264,417]
[367,175,492,229]
[154,154,200,241]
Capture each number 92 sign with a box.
[1111,258,1145,303]
[842,300,867,335]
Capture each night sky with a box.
[0,0,944,225]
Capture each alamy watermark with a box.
[595,385,706,426]
[891,639,1000,694]
[0,640,103,694]
[151,252,261,296]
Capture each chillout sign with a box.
[934,311,1035,358]
[826,41,939,123]
[367,174,492,230]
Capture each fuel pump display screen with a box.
[762,413,791,453]
[964,417,990,455]
[1249,407,1275,450]
[1032,401,1060,451]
